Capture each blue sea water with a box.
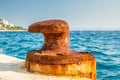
[0,31,120,80]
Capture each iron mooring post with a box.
[25,19,96,80]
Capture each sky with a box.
[0,0,120,30]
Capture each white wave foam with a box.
[0,49,3,52]
[104,51,119,55]
[111,57,120,64]
[0,48,3,54]
[79,46,87,51]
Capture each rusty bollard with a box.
[25,20,96,80]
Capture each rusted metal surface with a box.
[25,20,96,80]
[26,20,95,64]
[25,60,96,79]
[26,50,94,64]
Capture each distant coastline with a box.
[0,18,26,31]
[0,30,27,32]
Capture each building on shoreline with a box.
[0,18,14,26]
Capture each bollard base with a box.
[25,50,96,80]
[25,53,96,80]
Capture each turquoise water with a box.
[0,31,120,80]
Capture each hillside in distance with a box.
[0,18,26,30]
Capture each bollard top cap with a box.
[29,19,69,33]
